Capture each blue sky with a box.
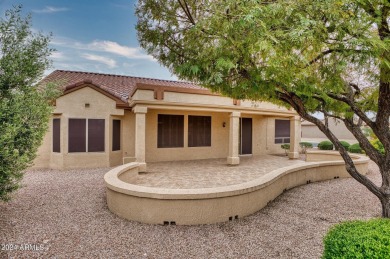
[0,0,175,80]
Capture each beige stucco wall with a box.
[32,124,51,168]
[143,111,296,162]
[121,110,135,162]
[131,89,155,101]
[265,117,293,154]
[302,119,356,141]
[105,153,369,225]
[240,100,289,110]
[163,92,233,106]
[145,109,230,162]
[32,86,125,169]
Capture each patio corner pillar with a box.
[227,112,241,165]
[289,115,301,159]
[133,106,147,172]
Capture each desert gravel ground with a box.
[0,161,381,258]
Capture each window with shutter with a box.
[112,120,121,151]
[53,118,61,153]
[188,116,211,147]
[275,119,290,144]
[157,114,184,148]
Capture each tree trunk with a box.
[381,196,390,218]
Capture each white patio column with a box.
[289,115,301,159]
[133,106,147,172]
[227,112,241,165]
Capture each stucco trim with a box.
[130,101,297,117]
[61,81,130,108]
[130,83,219,99]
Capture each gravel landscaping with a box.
[1,161,381,258]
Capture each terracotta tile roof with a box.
[41,70,207,102]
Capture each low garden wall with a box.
[104,152,369,225]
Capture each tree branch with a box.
[277,91,383,199]
[177,0,196,25]
[343,117,384,165]
[326,92,375,128]
[307,49,372,67]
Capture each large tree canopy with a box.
[136,0,390,216]
[0,6,59,201]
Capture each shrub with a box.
[299,142,313,153]
[339,141,350,150]
[349,143,362,154]
[323,219,390,259]
[318,140,333,150]
[370,138,385,154]
[281,144,290,156]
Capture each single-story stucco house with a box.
[33,70,301,171]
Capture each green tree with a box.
[136,0,390,216]
[0,6,59,201]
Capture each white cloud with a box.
[51,37,153,61]
[33,6,69,14]
[82,53,117,68]
[89,40,153,60]
[50,51,65,60]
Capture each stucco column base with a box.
[227,156,240,165]
[138,162,147,172]
[288,152,300,159]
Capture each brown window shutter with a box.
[275,119,290,144]
[88,119,105,152]
[69,119,86,152]
[53,119,60,153]
[188,116,211,147]
[157,114,184,148]
[112,120,121,151]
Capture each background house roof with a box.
[41,70,207,102]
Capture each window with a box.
[88,119,105,152]
[69,119,86,152]
[275,119,290,144]
[68,119,105,152]
[53,119,60,153]
[188,116,211,147]
[157,114,184,148]
[112,120,121,151]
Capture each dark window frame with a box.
[157,114,184,148]
[112,119,121,151]
[275,119,290,144]
[68,118,87,153]
[88,119,105,152]
[68,118,105,153]
[188,115,211,147]
[52,118,61,153]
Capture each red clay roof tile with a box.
[41,70,207,102]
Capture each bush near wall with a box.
[349,143,362,154]
[281,144,290,156]
[370,138,384,154]
[299,142,313,154]
[323,219,390,259]
[318,141,334,150]
[339,141,350,150]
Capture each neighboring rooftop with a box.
[41,70,206,102]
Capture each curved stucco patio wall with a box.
[104,151,369,225]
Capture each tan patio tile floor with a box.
[132,155,305,189]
